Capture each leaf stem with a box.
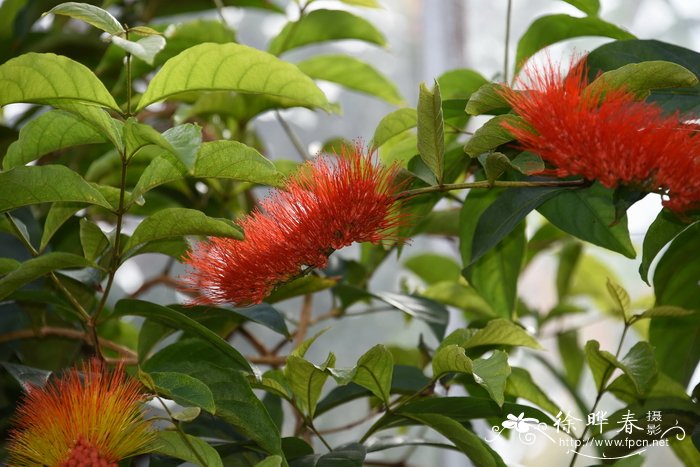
[395,178,588,200]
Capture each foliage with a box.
[0,0,698,466]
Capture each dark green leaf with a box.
[417,81,445,183]
[230,304,290,336]
[436,68,489,100]
[152,431,224,467]
[147,371,216,413]
[2,362,51,389]
[39,203,83,252]
[0,53,120,111]
[557,330,584,388]
[137,43,329,111]
[266,276,338,304]
[463,115,519,158]
[79,219,109,262]
[46,2,124,35]
[373,292,449,340]
[268,10,385,56]
[639,210,689,284]
[619,341,658,395]
[297,55,403,105]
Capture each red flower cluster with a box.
[499,59,700,212]
[7,359,154,466]
[182,145,406,306]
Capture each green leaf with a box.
[606,278,631,320]
[230,304,290,337]
[268,9,385,56]
[478,152,512,184]
[437,68,489,100]
[79,219,109,262]
[352,345,393,405]
[432,344,473,377]
[256,456,283,467]
[555,242,582,300]
[147,371,216,413]
[110,35,166,66]
[137,43,329,111]
[114,299,251,372]
[619,341,658,395]
[0,258,20,275]
[46,2,124,35]
[297,55,403,105]
[472,351,511,407]
[404,253,460,285]
[585,340,618,390]
[463,115,519,158]
[538,183,636,259]
[124,208,242,253]
[587,60,698,98]
[417,81,445,184]
[639,210,689,284]
[465,83,511,116]
[3,110,108,169]
[562,0,600,16]
[54,102,124,150]
[636,306,696,320]
[0,53,120,111]
[292,328,329,359]
[39,203,83,252]
[515,15,635,72]
[194,141,284,187]
[339,0,381,7]
[373,292,449,340]
[557,331,585,389]
[266,275,338,304]
[372,108,417,148]
[285,353,335,418]
[398,413,499,467]
[130,155,187,201]
[163,123,202,171]
[0,0,27,41]
[0,165,113,211]
[506,367,560,416]
[123,118,177,159]
[422,281,495,320]
[152,431,224,467]
[0,252,95,301]
[463,319,542,350]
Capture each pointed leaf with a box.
[79,219,109,262]
[136,43,328,111]
[373,292,449,340]
[3,110,107,169]
[584,340,619,390]
[465,83,511,116]
[463,114,519,157]
[606,278,631,320]
[194,141,284,187]
[372,108,417,148]
[285,354,335,417]
[0,53,120,111]
[352,345,393,404]
[478,152,512,184]
[130,155,187,202]
[147,371,216,413]
[255,456,283,467]
[39,203,83,252]
[587,60,698,99]
[639,210,689,284]
[432,344,473,378]
[636,306,696,320]
[2,362,51,390]
[110,35,166,66]
[463,319,542,350]
[231,304,290,337]
[562,0,600,16]
[472,350,511,407]
[163,123,202,171]
[417,81,444,184]
[152,431,224,467]
[46,2,124,35]
[297,55,403,105]
[268,9,385,56]
[619,341,657,395]
[506,367,560,416]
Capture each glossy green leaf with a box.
[515,15,635,72]
[268,9,385,56]
[152,431,224,467]
[463,319,542,350]
[639,210,689,284]
[79,219,109,262]
[371,108,417,148]
[0,53,120,111]
[506,367,560,416]
[587,60,698,98]
[0,252,95,301]
[465,83,511,116]
[352,344,393,404]
[3,110,107,169]
[399,413,499,467]
[0,165,113,212]
[285,353,335,417]
[110,34,166,66]
[463,115,519,158]
[373,292,449,340]
[297,55,403,105]
[137,43,329,111]
[417,81,445,184]
[114,299,251,372]
[148,371,216,413]
[124,207,242,253]
[538,183,636,259]
[194,141,284,187]
[562,0,600,16]
[39,203,83,252]
[46,2,124,35]
[2,362,51,389]
[123,118,177,160]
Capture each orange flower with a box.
[7,359,155,467]
[500,58,700,212]
[182,144,406,306]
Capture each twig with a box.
[239,326,270,356]
[294,294,314,348]
[276,110,311,161]
[128,274,181,298]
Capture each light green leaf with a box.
[0,252,95,301]
[463,319,542,350]
[421,281,496,320]
[417,81,445,184]
[291,328,329,359]
[285,353,335,417]
[268,9,385,56]
[515,15,635,72]
[136,43,329,111]
[39,203,83,252]
[79,219,109,262]
[0,258,20,275]
[619,341,657,395]
[339,0,381,7]
[3,110,107,169]
[584,340,619,390]
[163,123,202,171]
[372,108,417,148]
[147,371,216,413]
[0,165,112,212]
[506,367,560,416]
[437,68,489,99]
[586,60,698,98]
[352,345,393,404]
[46,2,124,35]
[130,155,186,202]
[53,102,124,150]
[152,431,223,467]
[465,83,511,116]
[123,117,177,160]
[432,344,473,378]
[0,53,120,111]
[255,456,283,467]
[463,115,519,158]
[110,34,166,66]
[636,306,696,320]
[557,330,584,388]
[297,54,403,105]
[404,253,460,285]
[125,207,241,253]
[478,152,512,184]
[472,350,511,407]
[562,0,600,16]
[606,278,631,320]
[194,141,284,187]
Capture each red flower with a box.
[499,58,700,212]
[182,144,406,306]
[7,359,155,466]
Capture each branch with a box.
[294,294,314,348]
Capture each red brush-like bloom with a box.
[7,359,155,467]
[182,144,406,306]
[500,58,700,212]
